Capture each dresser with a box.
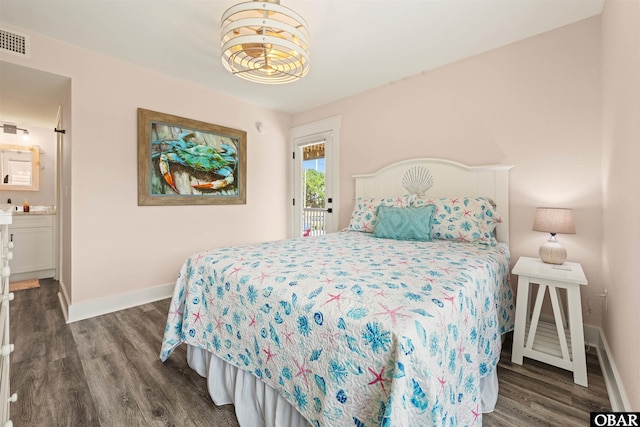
[0,205,15,425]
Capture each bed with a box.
[160,158,514,426]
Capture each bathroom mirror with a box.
[0,144,39,191]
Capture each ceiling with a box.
[0,0,603,128]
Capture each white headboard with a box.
[353,158,513,244]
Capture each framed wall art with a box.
[137,108,246,205]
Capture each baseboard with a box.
[65,282,175,323]
[587,325,632,411]
[57,280,70,322]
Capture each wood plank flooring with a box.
[10,279,610,426]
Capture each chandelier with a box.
[221,0,310,84]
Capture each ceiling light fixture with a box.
[221,0,310,84]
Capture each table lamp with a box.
[532,207,576,264]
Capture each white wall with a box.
[0,23,292,310]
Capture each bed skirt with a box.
[186,345,499,426]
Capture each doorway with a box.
[0,60,70,287]
[290,117,341,238]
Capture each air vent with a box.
[0,27,30,57]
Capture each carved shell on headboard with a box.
[402,166,434,196]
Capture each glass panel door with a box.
[291,117,340,238]
[302,142,326,236]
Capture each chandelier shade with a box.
[221,0,310,84]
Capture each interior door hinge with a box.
[293,198,295,206]
[292,152,295,159]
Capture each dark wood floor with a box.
[10,279,610,426]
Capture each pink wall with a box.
[3,9,634,408]
[294,17,604,327]
[0,24,292,304]
[601,0,640,410]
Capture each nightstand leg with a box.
[567,285,588,387]
[511,276,530,365]
[549,284,570,362]
[555,287,568,329]
[525,283,546,351]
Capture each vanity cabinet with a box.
[9,215,55,281]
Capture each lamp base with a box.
[539,235,567,264]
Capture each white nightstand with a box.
[511,256,588,387]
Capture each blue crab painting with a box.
[151,130,237,195]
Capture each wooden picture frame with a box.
[137,108,246,206]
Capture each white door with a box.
[290,117,340,238]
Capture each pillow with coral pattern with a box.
[413,196,501,245]
[347,195,415,232]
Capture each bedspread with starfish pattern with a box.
[160,231,514,426]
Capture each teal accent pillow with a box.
[373,205,436,241]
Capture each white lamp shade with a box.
[532,208,576,235]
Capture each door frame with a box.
[290,116,341,238]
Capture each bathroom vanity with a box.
[9,207,56,282]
